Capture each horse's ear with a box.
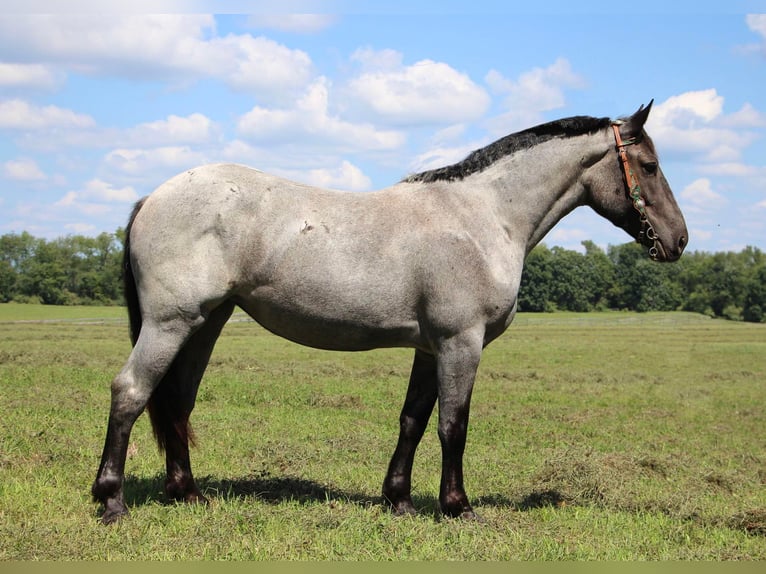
[624,100,654,137]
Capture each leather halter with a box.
[612,123,659,260]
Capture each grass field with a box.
[0,304,764,560]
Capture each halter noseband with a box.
[612,123,659,260]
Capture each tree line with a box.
[1,231,765,322]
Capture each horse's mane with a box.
[404,115,612,183]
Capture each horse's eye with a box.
[643,162,658,175]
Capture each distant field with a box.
[0,305,764,559]
[0,302,127,323]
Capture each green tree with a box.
[519,245,555,312]
[17,239,72,304]
[607,243,682,312]
[743,261,766,323]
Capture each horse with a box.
[92,101,687,524]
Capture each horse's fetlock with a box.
[440,491,472,518]
[91,475,121,503]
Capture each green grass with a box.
[1,304,764,559]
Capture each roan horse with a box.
[92,102,687,523]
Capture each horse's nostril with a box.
[678,235,687,251]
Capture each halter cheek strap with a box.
[612,123,659,260]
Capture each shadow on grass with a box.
[122,473,571,518]
[113,475,766,536]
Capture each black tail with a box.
[123,198,145,346]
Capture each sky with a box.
[1,1,765,254]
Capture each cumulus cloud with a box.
[59,179,138,204]
[648,89,759,163]
[2,158,46,181]
[237,77,405,151]
[126,113,218,147]
[408,142,478,174]
[0,63,62,90]
[345,49,490,126]
[104,146,207,176]
[679,178,727,214]
[304,160,372,191]
[54,179,138,218]
[0,15,313,100]
[745,14,766,55]
[0,99,95,130]
[484,58,586,134]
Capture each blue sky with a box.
[1,1,765,254]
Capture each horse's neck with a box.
[473,134,606,254]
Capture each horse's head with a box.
[587,101,688,262]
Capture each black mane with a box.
[404,115,612,183]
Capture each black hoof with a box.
[100,503,129,525]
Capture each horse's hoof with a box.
[383,495,417,517]
[183,490,209,505]
[458,509,485,522]
[391,503,418,517]
[100,506,129,525]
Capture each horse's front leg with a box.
[435,332,483,519]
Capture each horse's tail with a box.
[123,197,194,453]
[123,198,145,346]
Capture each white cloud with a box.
[82,179,138,203]
[303,160,372,191]
[237,77,405,151]
[650,89,724,127]
[0,15,313,99]
[484,58,586,135]
[679,178,727,214]
[0,99,95,130]
[648,90,759,163]
[246,14,337,33]
[50,179,137,222]
[2,158,46,181]
[346,50,490,126]
[700,163,759,177]
[350,47,403,71]
[409,143,478,174]
[407,124,478,173]
[126,113,218,147]
[58,179,138,205]
[718,102,766,128]
[214,33,313,96]
[0,63,62,90]
[105,146,207,176]
[746,14,766,50]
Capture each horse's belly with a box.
[234,288,422,352]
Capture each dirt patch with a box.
[728,508,766,537]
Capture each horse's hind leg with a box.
[92,317,197,524]
[382,350,438,515]
[148,301,234,504]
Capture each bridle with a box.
[612,123,660,260]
